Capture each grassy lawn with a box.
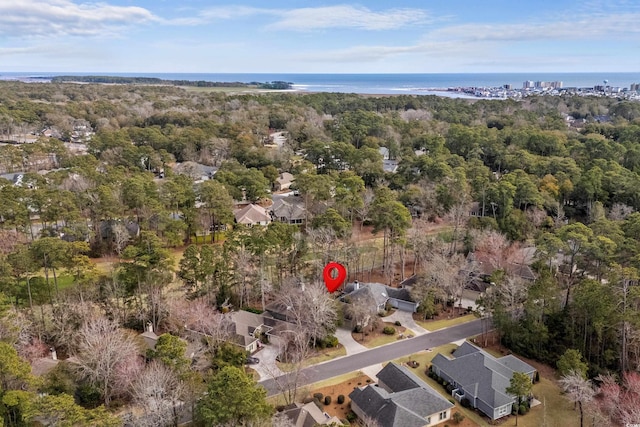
[416,313,477,331]
[362,333,400,349]
[516,377,579,427]
[277,346,347,372]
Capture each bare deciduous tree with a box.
[608,203,635,221]
[271,411,297,427]
[111,222,130,256]
[74,317,142,406]
[268,329,311,405]
[131,361,186,427]
[273,282,337,348]
[559,371,595,427]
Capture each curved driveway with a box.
[260,318,486,396]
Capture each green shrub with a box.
[383,326,396,335]
[337,395,345,404]
[519,404,528,415]
[453,412,465,424]
[534,371,540,383]
[346,411,357,422]
[394,320,402,326]
[302,397,314,404]
[460,398,471,408]
[324,396,332,405]
[321,335,339,348]
[353,325,363,333]
[313,392,323,400]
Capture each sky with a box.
[1,0,639,73]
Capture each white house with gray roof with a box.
[350,362,453,427]
[430,342,536,421]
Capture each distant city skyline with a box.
[1,0,639,73]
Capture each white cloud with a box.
[194,4,430,31]
[298,8,640,65]
[0,0,157,38]
[427,13,640,43]
[267,5,429,31]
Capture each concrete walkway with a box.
[384,310,430,335]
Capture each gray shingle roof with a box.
[349,283,389,308]
[350,363,453,427]
[271,197,306,221]
[377,362,423,392]
[432,342,535,410]
[234,203,270,225]
[498,355,537,374]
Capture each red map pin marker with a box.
[323,262,347,293]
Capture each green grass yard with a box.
[416,313,477,331]
[277,346,347,372]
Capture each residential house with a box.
[271,197,306,225]
[234,204,271,226]
[279,402,343,427]
[342,281,419,313]
[379,147,399,173]
[140,323,159,350]
[383,159,399,173]
[430,342,536,421]
[274,172,295,191]
[468,202,482,217]
[172,161,218,182]
[229,311,273,354]
[350,362,454,427]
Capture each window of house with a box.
[439,411,447,420]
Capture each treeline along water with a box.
[1,72,638,95]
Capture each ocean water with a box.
[1,72,638,96]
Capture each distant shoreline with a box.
[1,72,638,100]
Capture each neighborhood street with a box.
[260,318,486,396]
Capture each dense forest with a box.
[1,80,640,426]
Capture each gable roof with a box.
[281,402,341,427]
[173,161,218,180]
[432,342,535,410]
[234,204,270,225]
[343,282,415,307]
[350,363,453,427]
[377,361,423,392]
[271,197,305,221]
[276,172,294,185]
[344,282,389,308]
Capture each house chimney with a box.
[50,347,57,361]
[146,322,153,333]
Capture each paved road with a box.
[260,318,486,396]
